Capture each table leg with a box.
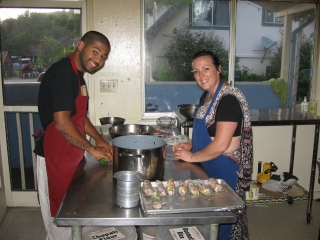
[289,125,297,175]
[71,226,82,240]
[184,126,189,137]
[306,123,319,224]
[176,118,181,133]
[209,224,219,240]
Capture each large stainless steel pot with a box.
[112,135,166,181]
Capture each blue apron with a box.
[192,81,238,240]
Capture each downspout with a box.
[287,18,314,107]
[228,0,237,87]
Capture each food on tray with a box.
[152,191,162,209]
[178,180,187,196]
[142,180,153,196]
[198,183,210,196]
[187,180,199,195]
[156,180,166,196]
[166,179,176,195]
[209,178,222,192]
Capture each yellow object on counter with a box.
[309,100,317,115]
[245,181,259,200]
[269,78,288,107]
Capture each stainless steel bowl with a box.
[116,198,140,208]
[177,104,200,120]
[99,117,125,125]
[109,124,155,139]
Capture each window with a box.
[144,0,230,112]
[262,8,284,26]
[144,0,315,113]
[0,8,81,106]
[190,1,230,29]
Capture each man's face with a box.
[79,41,110,74]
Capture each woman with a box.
[173,50,253,240]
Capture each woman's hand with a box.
[173,143,193,162]
[172,142,192,152]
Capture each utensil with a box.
[99,117,125,125]
[156,117,176,128]
[177,104,199,120]
[112,135,166,181]
[109,124,155,139]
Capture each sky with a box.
[0,8,71,21]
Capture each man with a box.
[34,31,113,239]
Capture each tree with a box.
[1,9,81,69]
[159,24,229,81]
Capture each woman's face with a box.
[192,55,221,92]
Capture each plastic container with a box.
[82,226,137,240]
[155,225,209,240]
[301,96,309,112]
[139,226,158,240]
[309,100,317,115]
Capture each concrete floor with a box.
[0,200,319,239]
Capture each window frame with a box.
[189,0,230,30]
[261,8,284,27]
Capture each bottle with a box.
[301,96,309,112]
[309,100,317,115]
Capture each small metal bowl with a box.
[109,124,155,139]
[177,104,199,120]
[99,117,125,125]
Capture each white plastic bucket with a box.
[155,225,209,240]
[139,226,158,240]
[82,226,137,240]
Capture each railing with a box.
[5,111,41,190]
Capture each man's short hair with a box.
[81,31,111,51]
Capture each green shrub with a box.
[163,24,230,81]
[152,70,177,81]
[296,72,311,102]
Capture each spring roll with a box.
[156,180,166,196]
[187,180,199,196]
[142,180,153,196]
[178,180,187,196]
[209,178,222,192]
[151,191,162,209]
[198,183,210,196]
[166,179,176,195]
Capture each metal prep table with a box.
[54,133,241,240]
[175,108,320,223]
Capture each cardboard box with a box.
[256,182,283,198]
[246,181,259,200]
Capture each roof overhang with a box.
[249,1,316,18]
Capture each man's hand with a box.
[89,145,113,160]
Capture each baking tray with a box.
[140,179,245,215]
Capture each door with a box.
[0,1,84,211]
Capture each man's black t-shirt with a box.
[38,57,86,130]
[35,57,86,156]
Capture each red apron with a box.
[43,55,88,217]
